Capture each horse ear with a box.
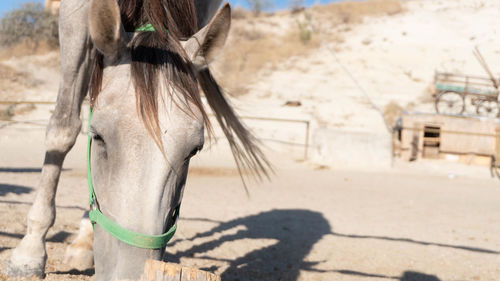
[88,0,126,58]
[183,3,231,69]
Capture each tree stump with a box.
[140,259,221,281]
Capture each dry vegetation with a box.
[0,3,58,49]
[0,63,40,94]
[0,40,58,60]
[0,63,41,120]
[0,0,403,100]
[0,3,59,120]
[383,100,404,128]
[215,0,403,96]
[214,13,321,95]
[0,2,60,66]
[310,0,403,24]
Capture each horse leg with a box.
[63,212,94,269]
[3,0,92,277]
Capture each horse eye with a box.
[186,146,202,159]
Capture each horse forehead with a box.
[100,63,133,100]
[98,63,204,129]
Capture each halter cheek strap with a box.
[87,107,179,249]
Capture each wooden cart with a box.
[433,47,500,118]
[433,72,499,117]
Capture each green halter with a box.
[135,23,156,32]
[87,107,179,249]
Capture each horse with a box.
[3,0,269,280]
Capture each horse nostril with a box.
[92,134,104,142]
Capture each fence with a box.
[395,118,500,172]
[0,100,311,159]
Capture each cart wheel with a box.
[476,100,499,118]
[464,95,479,115]
[435,92,465,115]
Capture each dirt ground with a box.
[0,124,499,281]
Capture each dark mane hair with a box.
[89,0,270,185]
[116,0,197,38]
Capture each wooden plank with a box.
[401,113,500,157]
[436,72,495,82]
[164,262,181,281]
[141,260,220,281]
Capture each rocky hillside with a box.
[211,0,500,135]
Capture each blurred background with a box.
[0,1,499,280]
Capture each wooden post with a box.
[140,260,221,281]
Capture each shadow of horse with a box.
[166,209,445,281]
[0,167,42,173]
[401,271,442,281]
[0,184,32,196]
[329,269,442,281]
[166,209,331,281]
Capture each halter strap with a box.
[135,23,156,32]
[87,107,179,249]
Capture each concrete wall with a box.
[311,128,392,169]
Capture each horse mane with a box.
[89,0,270,183]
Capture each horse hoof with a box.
[64,215,94,270]
[2,253,46,278]
[3,234,47,278]
[63,243,94,270]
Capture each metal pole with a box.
[0,101,56,105]
[304,121,310,160]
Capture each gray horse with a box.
[3,0,268,280]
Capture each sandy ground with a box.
[0,123,499,281]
